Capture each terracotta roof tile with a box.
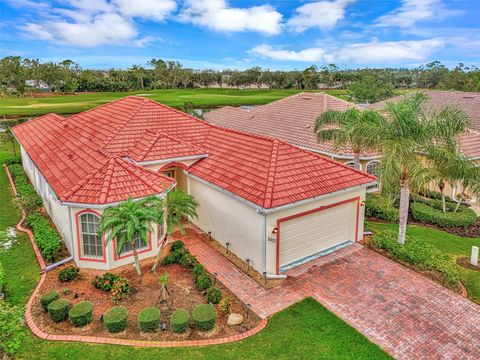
[204,92,377,158]
[13,96,375,209]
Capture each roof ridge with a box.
[132,131,162,162]
[62,157,110,201]
[13,113,64,130]
[263,139,279,208]
[117,157,172,194]
[98,97,150,154]
[98,157,116,203]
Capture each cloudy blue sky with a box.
[1,0,479,70]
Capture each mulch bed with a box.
[32,258,260,341]
[456,257,480,272]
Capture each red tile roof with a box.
[367,90,480,159]
[204,92,378,159]
[13,96,375,209]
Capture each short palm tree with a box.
[151,189,198,273]
[99,196,165,276]
[427,147,478,212]
[314,108,381,170]
[352,93,470,244]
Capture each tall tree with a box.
[348,74,395,103]
[352,93,470,244]
[314,108,381,170]
[98,196,164,276]
[151,189,198,273]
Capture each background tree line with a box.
[1,56,479,103]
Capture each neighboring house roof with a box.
[13,96,375,209]
[367,90,480,132]
[367,90,480,160]
[204,92,378,159]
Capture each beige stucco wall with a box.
[187,176,265,273]
[265,186,366,274]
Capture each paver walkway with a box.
[177,227,480,360]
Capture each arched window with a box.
[366,160,381,176]
[79,213,103,258]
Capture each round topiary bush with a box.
[104,306,128,333]
[171,309,190,334]
[47,299,70,322]
[206,287,222,304]
[195,273,213,291]
[137,307,160,332]
[40,290,59,311]
[68,301,93,327]
[192,304,216,331]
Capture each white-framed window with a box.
[366,160,381,176]
[118,233,148,254]
[344,161,362,170]
[79,213,103,258]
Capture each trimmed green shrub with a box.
[0,260,4,293]
[193,264,205,281]
[58,266,80,282]
[3,156,21,166]
[92,272,119,292]
[365,193,399,222]
[195,273,213,291]
[192,304,216,331]
[411,202,477,228]
[48,299,70,322]
[40,290,59,311]
[170,240,185,252]
[171,309,189,334]
[25,212,61,262]
[206,287,222,304]
[15,192,43,213]
[411,195,457,212]
[69,301,93,327]
[137,307,160,332]
[104,306,128,333]
[178,252,198,268]
[161,249,185,265]
[371,230,460,288]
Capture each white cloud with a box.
[113,0,176,21]
[336,39,445,62]
[179,0,283,35]
[19,23,54,40]
[375,0,462,28]
[250,44,326,62]
[287,0,353,32]
[22,13,138,47]
[250,38,445,63]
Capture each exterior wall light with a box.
[268,227,278,242]
[360,200,366,207]
[226,242,230,254]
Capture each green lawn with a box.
[0,139,390,359]
[366,221,480,303]
[0,89,305,117]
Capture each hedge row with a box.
[371,230,460,288]
[411,202,477,228]
[0,260,4,293]
[365,193,399,222]
[25,213,61,262]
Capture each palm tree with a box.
[352,93,470,244]
[314,108,381,170]
[99,196,164,276]
[151,189,198,273]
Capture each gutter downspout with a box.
[257,209,267,275]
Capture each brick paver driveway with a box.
[177,228,480,360]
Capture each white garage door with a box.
[279,201,357,270]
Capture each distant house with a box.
[25,80,50,92]
[13,96,375,275]
[206,91,480,205]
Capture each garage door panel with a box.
[279,201,357,268]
